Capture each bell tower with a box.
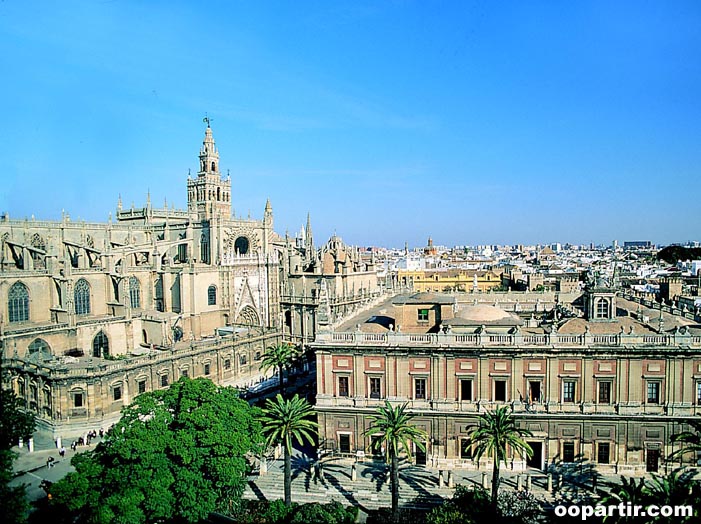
[187,118,232,221]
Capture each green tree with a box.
[50,377,264,523]
[364,401,428,515]
[260,394,318,507]
[260,342,298,395]
[599,477,648,523]
[669,420,701,464]
[0,387,36,524]
[470,406,532,505]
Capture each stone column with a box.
[547,473,553,492]
[482,472,489,489]
[526,475,532,491]
[351,463,357,481]
[517,475,523,490]
[448,470,454,488]
[438,470,444,487]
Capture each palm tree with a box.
[669,420,701,464]
[600,477,648,523]
[260,342,297,395]
[470,406,533,505]
[364,401,428,515]
[259,394,317,506]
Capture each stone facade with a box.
[312,289,701,475]
[0,124,295,438]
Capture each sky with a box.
[1,1,699,248]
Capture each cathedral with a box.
[0,122,381,438]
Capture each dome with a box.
[453,305,522,326]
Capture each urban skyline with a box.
[2,1,700,247]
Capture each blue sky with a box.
[1,1,699,248]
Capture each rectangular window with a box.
[338,376,349,397]
[161,374,169,387]
[224,359,231,370]
[460,379,473,401]
[528,381,541,402]
[597,442,610,464]
[563,442,576,462]
[417,308,429,321]
[415,378,427,400]
[647,382,660,404]
[369,377,381,399]
[563,381,576,403]
[73,393,83,408]
[138,380,146,394]
[204,363,211,376]
[598,381,612,404]
[494,380,507,402]
[697,382,701,405]
[113,386,122,402]
[181,369,188,378]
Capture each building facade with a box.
[313,286,701,475]
[0,124,292,438]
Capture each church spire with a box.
[305,212,314,251]
[199,119,219,175]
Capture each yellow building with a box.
[398,269,504,293]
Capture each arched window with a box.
[234,236,249,255]
[92,331,109,358]
[211,161,216,172]
[200,233,210,264]
[208,285,217,305]
[129,276,141,309]
[596,298,609,319]
[74,279,91,315]
[8,281,29,323]
[28,338,51,356]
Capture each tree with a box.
[599,477,648,523]
[260,342,298,395]
[260,394,318,507]
[50,377,264,523]
[0,387,36,524]
[669,420,701,464]
[363,401,427,515]
[470,406,532,505]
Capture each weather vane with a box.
[203,113,213,127]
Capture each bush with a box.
[290,501,356,524]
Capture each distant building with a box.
[624,241,652,250]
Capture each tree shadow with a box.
[317,462,372,514]
[291,454,313,492]
[247,480,268,502]
[547,454,602,504]
[359,460,390,492]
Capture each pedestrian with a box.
[47,456,55,468]
[313,461,320,484]
[99,428,104,438]
[59,446,66,458]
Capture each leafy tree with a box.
[364,401,428,515]
[642,470,699,523]
[260,394,318,507]
[290,501,357,524]
[50,377,263,523]
[260,342,298,395]
[0,388,36,450]
[0,388,36,524]
[470,406,533,505]
[669,420,701,464]
[599,477,648,524]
